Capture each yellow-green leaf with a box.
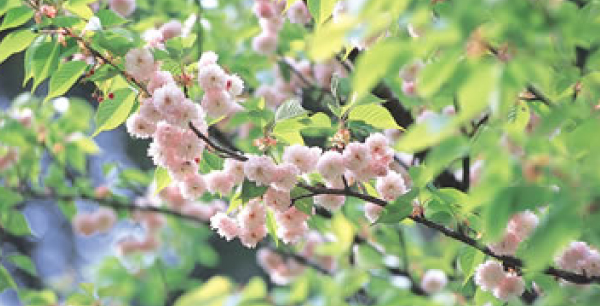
[347,104,403,130]
[93,88,136,136]
[153,167,172,195]
[0,29,37,65]
[45,61,88,102]
[174,276,232,306]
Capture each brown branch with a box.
[188,122,247,162]
[294,183,600,285]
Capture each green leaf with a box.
[395,112,454,153]
[423,136,469,181]
[355,244,384,269]
[93,88,136,136]
[309,18,353,61]
[455,62,500,124]
[275,98,307,121]
[307,0,337,25]
[0,0,21,17]
[240,277,267,302]
[347,104,403,130]
[65,293,96,306]
[336,268,369,298]
[8,255,37,276]
[519,202,580,272]
[174,276,232,306]
[152,167,172,195]
[416,50,460,98]
[458,247,485,285]
[377,188,419,224]
[3,212,31,235]
[0,6,34,31]
[64,0,93,19]
[0,266,17,292]
[290,187,313,215]
[31,40,60,91]
[0,186,23,209]
[352,40,404,99]
[240,179,268,203]
[23,35,45,87]
[289,276,309,303]
[0,29,37,65]
[331,214,354,254]
[96,9,127,27]
[45,61,88,102]
[266,209,279,247]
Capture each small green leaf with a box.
[347,104,403,130]
[174,276,232,306]
[275,98,307,121]
[240,277,267,302]
[8,255,37,276]
[93,88,136,136]
[377,188,419,224]
[96,9,127,27]
[0,0,21,17]
[458,247,485,285]
[352,40,405,99]
[31,40,60,91]
[266,210,279,247]
[0,186,23,209]
[3,212,31,235]
[153,167,172,195]
[0,29,37,65]
[290,187,313,215]
[307,0,336,25]
[309,18,353,61]
[240,179,268,203]
[0,6,34,31]
[45,61,88,102]
[64,0,93,19]
[0,266,17,292]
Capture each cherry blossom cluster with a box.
[124,49,246,200]
[420,269,448,294]
[207,132,407,248]
[488,210,539,256]
[256,232,336,284]
[108,0,136,18]
[475,260,525,301]
[142,19,183,49]
[251,0,311,55]
[555,241,600,280]
[116,185,226,255]
[72,207,117,236]
[198,52,245,118]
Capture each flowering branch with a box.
[295,183,600,285]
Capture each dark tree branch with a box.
[294,183,600,285]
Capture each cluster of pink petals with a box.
[109,0,136,18]
[420,269,448,294]
[475,260,525,301]
[488,210,539,256]
[256,232,335,284]
[251,0,286,55]
[210,199,268,248]
[256,248,305,285]
[72,207,117,236]
[197,52,245,118]
[556,241,600,278]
